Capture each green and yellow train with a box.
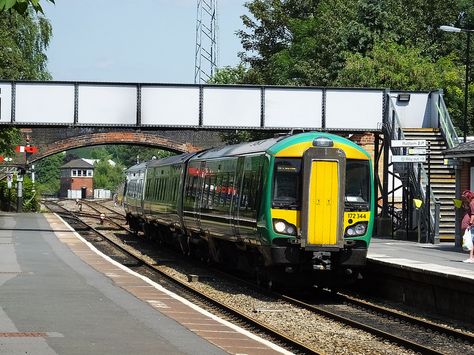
[124,132,374,286]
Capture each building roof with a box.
[83,158,116,167]
[61,159,94,169]
[444,141,474,158]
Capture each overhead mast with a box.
[194,0,218,84]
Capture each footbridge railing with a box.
[437,93,460,148]
[386,95,440,241]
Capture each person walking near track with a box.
[461,190,474,263]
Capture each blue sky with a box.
[43,0,248,83]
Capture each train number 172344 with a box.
[347,213,368,219]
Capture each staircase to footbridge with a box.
[0,81,463,242]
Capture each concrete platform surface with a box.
[368,237,474,281]
[0,213,288,355]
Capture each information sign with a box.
[392,155,426,163]
[408,148,427,155]
[391,140,427,148]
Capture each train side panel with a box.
[143,164,182,228]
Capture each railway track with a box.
[45,199,474,354]
[65,199,131,233]
[279,291,474,355]
[79,199,126,219]
[42,200,316,354]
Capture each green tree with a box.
[0,9,52,80]
[34,152,65,196]
[336,40,463,90]
[93,159,126,191]
[236,0,473,133]
[208,64,249,84]
[0,128,20,157]
[0,0,54,15]
[103,145,173,168]
[0,8,52,157]
[0,175,38,212]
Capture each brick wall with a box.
[460,160,472,192]
[19,128,220,164]
[60,177,93,198]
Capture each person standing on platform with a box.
[461,190,474,263]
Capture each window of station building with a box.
[87,170,93,177]
[72,170,77,177]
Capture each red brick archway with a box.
[29,131,201,163]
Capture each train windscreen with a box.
[272,158,302,209]
[345,160,370,209]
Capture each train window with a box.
[240,171,255,215]
[227,173,235,207]
[214,174,223,206]
[272,158,301,209]
[219,173,229,206]
[345,160,370,206]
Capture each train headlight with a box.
[273,219,297,236]
[345,222,367,237]
[274,221,286,233]
[313,137,333,147]
[355,223,367,235]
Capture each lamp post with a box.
[440,25,473,142]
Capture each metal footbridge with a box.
[0,81,461,241]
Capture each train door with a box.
[301,147,345,248]
[233,156,262,240]
[232,157,245,238]
[182,161,205,232]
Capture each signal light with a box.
[25,146,38,153]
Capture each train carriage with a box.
[124,132,374,286]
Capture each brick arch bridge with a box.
[27,130,204,164]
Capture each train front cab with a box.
[268,134,373,284]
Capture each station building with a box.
[59,159,94,198]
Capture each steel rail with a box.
[335,291,474,344]
[56,199,132,234]
[80,199,126,218]
[45,200,469,354]
[279,291,466,355]
[42,200,318,355]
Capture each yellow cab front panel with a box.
[307,160,339,245]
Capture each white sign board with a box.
[15,84,75,124]
[78,85,137,125]
[141,86,200,126]
[391,140,427,147]
[0,84,12,123]
[325,90,383,130]
[408,148,427,155]
[392,155,426,163]
[202,87,261,127]
[264,88,323,128]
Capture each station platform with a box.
[368,237,474,281]
[0,213,287,355]
[366,237,474,322]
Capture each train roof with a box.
[125,132,369,172]
[191,137,283,160]
[147,152,196,168]
[126,161,148,173]
[191,132,369,160]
